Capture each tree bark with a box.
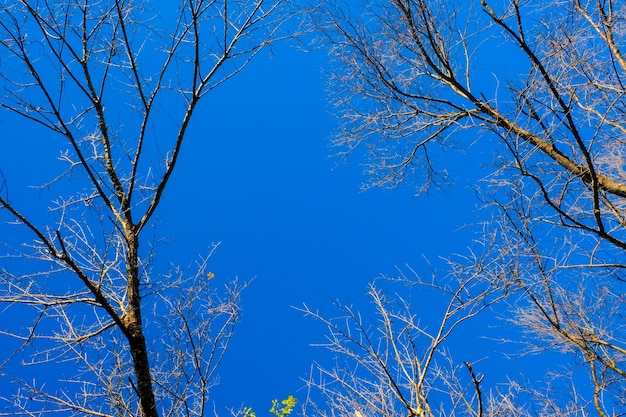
[125,229,158,417]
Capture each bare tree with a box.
[0,1,293,415]
[308,0,626,415]
[301,254,510,417]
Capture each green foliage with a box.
[270,396,297,417]
[243,396,296,417]
[242,407,256,417]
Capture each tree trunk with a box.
[125,230,158,417]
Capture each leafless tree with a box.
[0,1,293,416]
[308,0,626,415]
[301,253,511,417]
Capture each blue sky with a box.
[0,8,510,415]
[157,44,491,410]
[6,1,624,414]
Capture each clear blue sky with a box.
[157,43,491,410]
[0,11,517,415]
